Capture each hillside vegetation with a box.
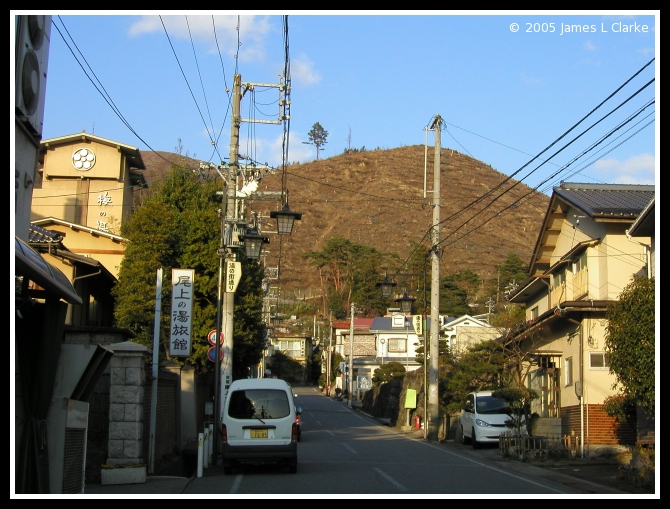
[139,145,549,308]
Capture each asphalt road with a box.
[81,385,657,497]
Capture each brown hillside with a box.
[139,145,549,304]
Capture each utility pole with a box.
[215,73,290,463]
[348,302,355,408]
[428,114,443,442]
[220,74,242,416]
[486,297,496,323]
[326,311,332,394]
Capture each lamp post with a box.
[380,337,385,366]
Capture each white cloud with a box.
[592,153,655,185]
[290,54,321,86]
[128,14,272,61]
[584,40,597,51]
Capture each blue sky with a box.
[17,11,658,195]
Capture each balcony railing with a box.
[572,267,588,299]
[549,268,588,306]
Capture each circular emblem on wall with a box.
[72,148,96,171]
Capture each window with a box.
[573,254,587,274]
[553,271,565,288]
[565,357,573,386]
[388,338,407,352]
[228,389,290,419]
[530,306,539,320]
[276,339,304,358]
[589,352,610,370]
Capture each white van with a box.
[221,378,302,474]
[460,390,511,449]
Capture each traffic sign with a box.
[358,376,372,390]
[208,329,224,346]
[207,346,224,362]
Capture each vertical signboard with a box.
[170,268,195,357]
[412,315,423,335]
[225,261,241,293]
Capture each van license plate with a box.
[250,429,268,439]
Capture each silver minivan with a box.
[460,390,511,449]
[221,378,302,474]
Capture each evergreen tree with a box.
[113,167,266,375]
[303,122,329,160]
[303,236,395,317]
[440,274,470,316]
[372,361,406,386]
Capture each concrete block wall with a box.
[106,342,150,466]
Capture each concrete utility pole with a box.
[326,311,332,393]
[220,74,242,414]
[428,114,443,442]
[214,73,289,463]
[348,302,355,408]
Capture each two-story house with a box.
[266,331,314,384]
[442,314,499,358]
[506,182,654,455]
[369,314,423,372]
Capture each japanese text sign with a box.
[170,268,195,357]
[225,261,241,293]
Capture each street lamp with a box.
[240,227,269,260]
[380,337,386,366]
[375,271,397,299]
[395,291,416,314]
[270,202,302,235]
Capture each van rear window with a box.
[228,389,290,419]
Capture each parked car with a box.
[460,390,512,449]
[221,378,302,474]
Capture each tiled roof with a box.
[554,182,655,219]
[28,224,64,245]
[332,318,375,329]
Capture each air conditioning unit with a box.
[15,15,51,137]
[49,398,89,494]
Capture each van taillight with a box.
[221,424,228,444]
[291,423,298,442]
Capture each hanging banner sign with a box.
[225,261,242,293]
[169,269,195,357]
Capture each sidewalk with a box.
[85,474,197,496]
